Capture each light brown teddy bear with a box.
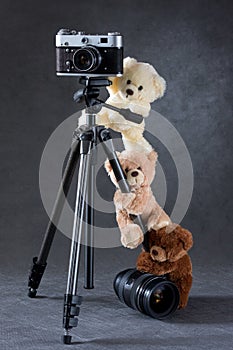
[105,150,171,249]
[97,57,166,154]
[136,225,193,309]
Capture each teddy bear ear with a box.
[147,150,158,164]
[152,74,166,99]
[107,76,120,95]
[123,56,138,70]
[175,226,193,251]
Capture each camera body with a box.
[56,29,123,77]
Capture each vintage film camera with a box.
[56,29,123,77]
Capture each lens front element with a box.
[145,280,179,318]
[73,47,100,72]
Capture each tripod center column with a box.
[85,109,96,126]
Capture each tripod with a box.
[28,77,148,344]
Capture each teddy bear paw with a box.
[121,224,144,249]
[114,191,136,210]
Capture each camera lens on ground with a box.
[113,268,179,319]
[73,47,100,72]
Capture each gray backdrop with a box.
[1,1,233,350]
[0,0,232,271]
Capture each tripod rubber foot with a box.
[63,335,72,344]
[28,288,37,298]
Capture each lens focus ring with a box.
[129,273,152,312]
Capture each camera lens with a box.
[113,268,179,319]
[73,46,101,72]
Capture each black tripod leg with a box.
[63,130,93,344]
[28,139,81,298]
[99,127,150,252]
[84,163,95,289]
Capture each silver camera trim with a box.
[56,32,123,48]
[56,72,123,77]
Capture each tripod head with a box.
[73,76,144,124]
[73,77,112,108]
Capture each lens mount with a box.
[114,268,136,304]
[73,46,101,72]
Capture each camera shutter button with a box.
[81,37,89,44]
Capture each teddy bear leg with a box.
[122,136,153,154]
[169,273,193,309]
[116,210,144,249]
[121,224,144,249]
[147,210,170,231]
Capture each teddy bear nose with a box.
[151,249,158,256]
[126,88,134,96]
[131,171,138,177]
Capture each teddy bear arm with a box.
[108,118,131,133]
[96,108,111,127]
[96,108,123,132]
[127,189,149,215]
[116,209,134,228]
[151,261,178,275]
[129,102,151,117]
[114,190,136,211]
[136,251,156,273]
[121,125,144,142]
[147,204,171,231]
[136,252,177,275]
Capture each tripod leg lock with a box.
[28,257,47,298]
[63,294,83,329]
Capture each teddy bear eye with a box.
[138,85,143,91]
[125,168,129,173]
[137,167,142,170]
[127,80,131,84]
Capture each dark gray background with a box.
[0,1,233,349]
[1,0,232,267]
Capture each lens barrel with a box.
[73,46,101,72]
[113,268,179,319]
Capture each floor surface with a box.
[0,260,232,350]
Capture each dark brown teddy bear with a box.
[136,224,193,309]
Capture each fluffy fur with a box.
[105,150,170,249]
[97,57,166,154]
[136,224,193,309]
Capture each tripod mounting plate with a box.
[74,77,112,107]
[79,76,112,88]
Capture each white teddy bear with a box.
[96,57,166,154]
